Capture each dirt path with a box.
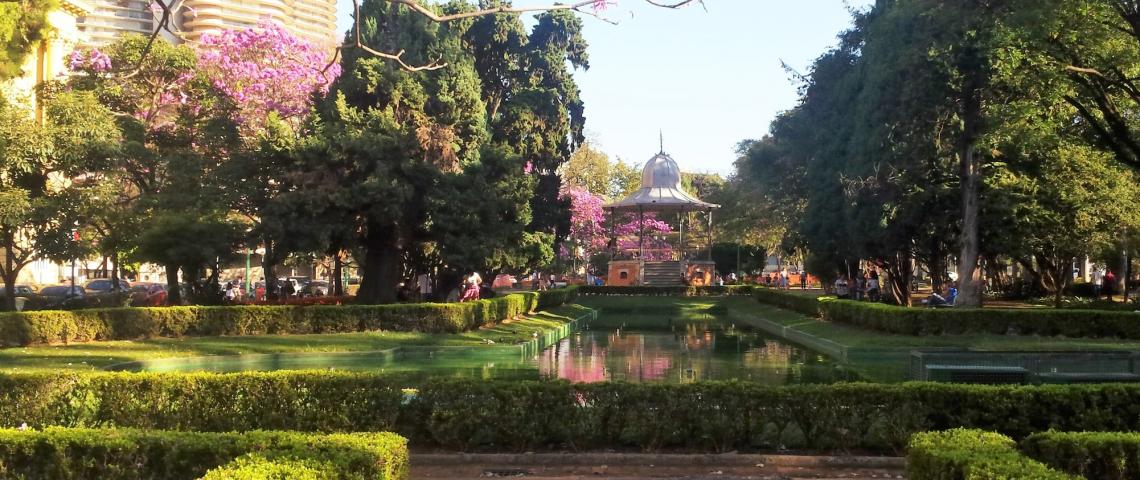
[411,453,906,479]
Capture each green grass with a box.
[0,305,592,373]
[727,301,1140,381]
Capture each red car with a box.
[129,283,168,307]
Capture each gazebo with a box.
[603,146,720,286]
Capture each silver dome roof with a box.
[604,150,719,213]
[641,153,683,189]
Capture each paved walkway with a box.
[411,453,906,479]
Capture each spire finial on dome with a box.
[659,129,664,154]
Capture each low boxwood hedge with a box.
[752,288,825,316]
[820,299,1140,339]
[907,429,1074,480]
[579,285,757,296]
[6,372,1140,453]
[0,427,407,480]
[1021,431,1140,479]
[0,287,578,346]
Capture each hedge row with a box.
[579,285,758,296]
[907,429,1074,480]
[0,287,578,346]
[820,299,1140,339]
[1022,431,1140,479]
[6,372,1140,453]
[752,288,824,316]
[0,427,407,480]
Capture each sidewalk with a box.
[411,452,906,479]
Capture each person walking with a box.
[800,272,807,290]
[1104,269,1117,302]
[460,271,482,302]
[416,273,433,302]
[835,275,850,299]
[861,271,880,300]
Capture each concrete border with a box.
[734,314,850,362]
[412,452,904,469]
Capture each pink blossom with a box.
[196,19,340,134]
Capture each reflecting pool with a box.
[110,313,853,384]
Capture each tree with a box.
[1008,1,1140,170]
[68,35,241,304]
[139,0,701,73]
[0,0,56,80]
[560,142,613,197]
[311,0,595,303]
[0,91,120,310]
[198,21,341,299]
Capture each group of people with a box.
[833,270,882,302]
[1093,268,1119,301]
[760,269,810,290]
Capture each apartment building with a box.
[77,0,338,48]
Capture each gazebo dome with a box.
[603,149,719,213]
[641,153,683,189]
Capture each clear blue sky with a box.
[336,1,872,176]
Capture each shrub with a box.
[7,373,1140,453]
[752,288,825,316]
[0,427,408,480]
[1021,431,1140,479]
[819,299,1140,339]
[0,288,578,346]
[199,455,337,480]
[907,429,1074,480]
[579,285,756,296]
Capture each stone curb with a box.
[411,453,905,469]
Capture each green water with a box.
[110,312,852,384]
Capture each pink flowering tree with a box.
[561,186,674,264]
[196,20,340,135]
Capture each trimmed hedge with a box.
[579,285,757,296]
[7,372,1140,453]
[0,427,407,479]
[0,287,579,346]
[752,288,825,316]
[907,429,1074,480]
[820,299,1140,339]
[1021,431,1140,479]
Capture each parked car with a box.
[37,285,86,309]
[85,279,131,293]
[300,280,329,297]
[0,284,38,311]
[129,283,168,307]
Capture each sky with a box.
[335,1,874,176]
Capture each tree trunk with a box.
[111,252,121,291]
[2,231,19,311]
[957,136,983,307]
[165,263,182,305]
[1,272,17,312]
[262,239,281,300]
[357,224,402,304]
[332,251,344,297]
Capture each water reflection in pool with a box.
[110,319,853,384]
[537,322,849,384]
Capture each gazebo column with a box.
[679,210,685,263]
[707,208,714,261]
[638,206,645,259]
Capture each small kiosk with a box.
[603,147,720,286]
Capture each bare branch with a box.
[132,0,702,73]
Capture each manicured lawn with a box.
[728,302,1140,381]
[0,305,591,372]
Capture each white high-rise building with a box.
[77,0,337,48]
